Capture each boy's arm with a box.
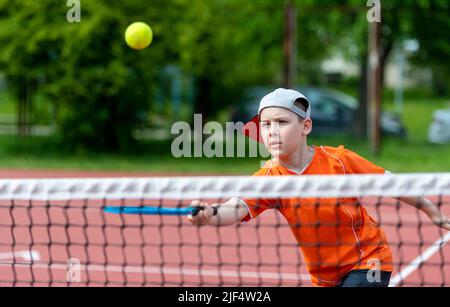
[396,196,450,231]
[187,198,249,227]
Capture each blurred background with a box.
[0,0,448,174]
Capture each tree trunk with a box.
[283,0,297,89]
[17,79,33,137]
[432,66,448,96]
[191,76,212,146]
[380,39,393,88]
[367,20,382,156]
[194,76,212,121]
[354,52,368,138]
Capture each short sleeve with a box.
[240,197,276,222]
[239,168,277,222]
[342,149,385,174]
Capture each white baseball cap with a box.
[242,88,311,143]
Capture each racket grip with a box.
[191,206,218,217]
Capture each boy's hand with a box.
[187,200,216,226]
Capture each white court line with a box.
[0,261,310,282]
[0,250,41,261]
[389,231,450,287]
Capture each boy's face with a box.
[259,107,312,159]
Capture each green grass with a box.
[0,133,448,174]
[309,96,450,172]
[0,90,448,174]
[0,136,264,174]
[0,90,54,124]
[0,90,15,114]
[309,135,450,173]
[0,153,261,174]
[384,97,450,142]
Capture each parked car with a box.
[428,108,450,144]
[233,86,407,137]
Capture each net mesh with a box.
[0,174,449,287]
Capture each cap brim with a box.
[242,115,263,143]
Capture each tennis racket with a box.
[103,206,218,217]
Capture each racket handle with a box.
[191,206,218,217]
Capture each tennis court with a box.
[0,171,448,287]
[1,0,449,291]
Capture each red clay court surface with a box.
[0,170,448,287]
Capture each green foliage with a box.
[0,0,448,154]
[327,0,450,95]
[409,1,450,95]
[0,0,166,151]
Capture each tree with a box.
[409,0,450,95]
[0,0,171,151]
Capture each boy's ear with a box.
[303,118,313,135]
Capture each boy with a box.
[188,88,450,287]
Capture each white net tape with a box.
[0,173,448,200]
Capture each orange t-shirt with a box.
[241,145,393,287]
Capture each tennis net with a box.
[0,173,449,287]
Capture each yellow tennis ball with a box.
[125,22,153,50]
